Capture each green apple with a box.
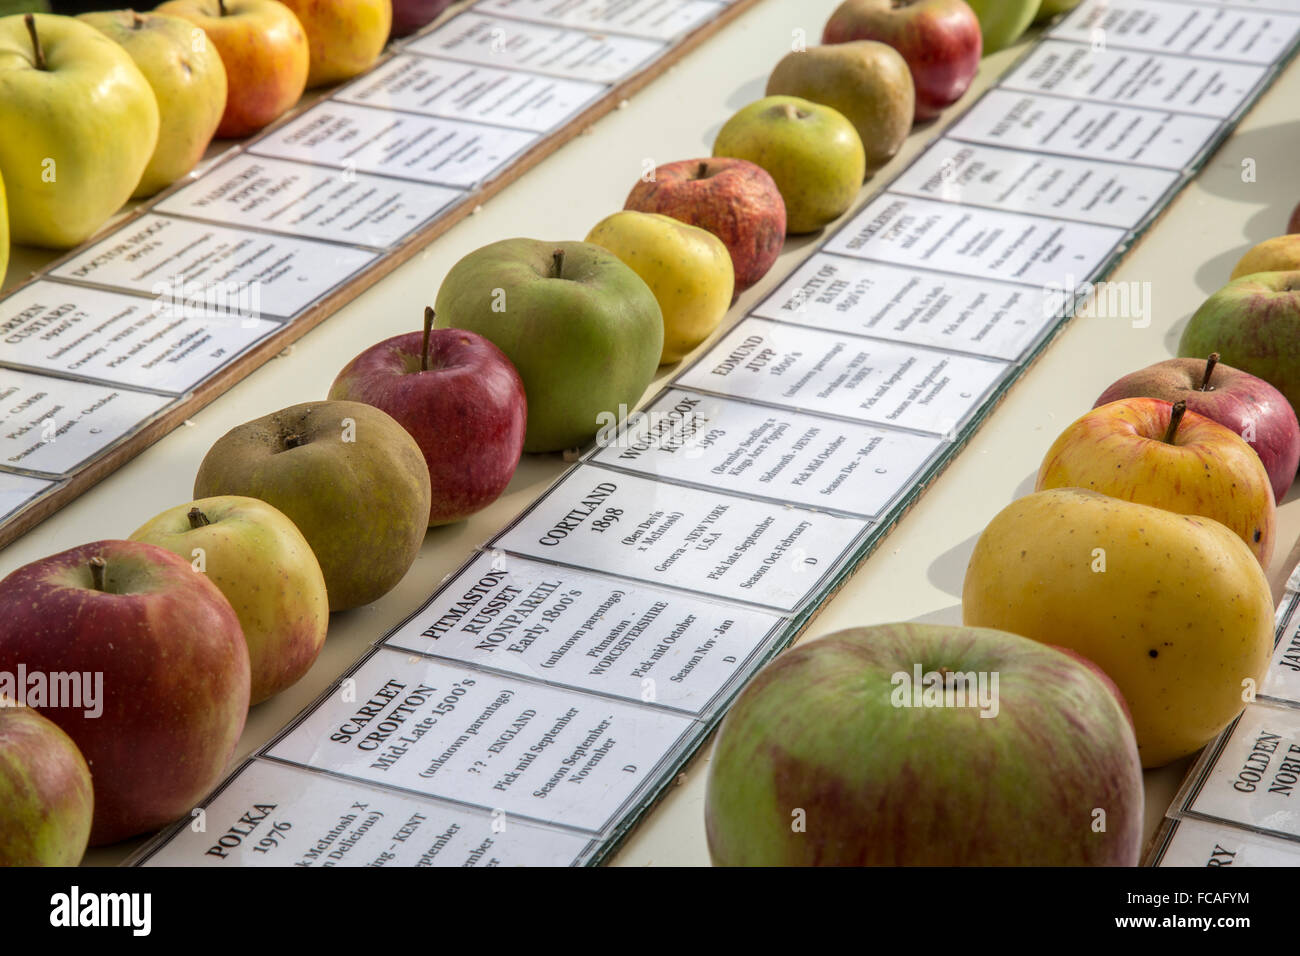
[193,401,431,612]
[0,701,93,866]
[0,13,159,248]
[585,211,733,365]
[434,239,663,453]
[78,10,227,199]
[1035,0,1081,23]
[714,95,865,234]
[130,495,329,705]
[967,0,1041,54]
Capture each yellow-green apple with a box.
[434,239,663,453]
[822,0,982,122]
[194,401,431,612]
[623,158,785,297]
[0,540,250,844]
[1036,398,1275,566]
[156,0,307,138]
[1095,354,1300,503]
[1230,235,1300,280]
[278,0,389,89]
[0,168,7,281]
[78,10,227,198]
[1179,271,1300,419]
[390,0,450,39]
[966,0,1041,54]
[714,96,865,234]
[0,700,93,865]
[129,495,328,705]
[1034,0,1081,22]
[705,623,1144,866]
[963,488,1273,768]
[0,13,159,248]
[328,307,527,526]
[585,211,734,365]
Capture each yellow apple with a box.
[278,0,390,89]
[0,13,159,249]
[963,488,1274,769]
[78,11,227,199]
[1231,234,1300,280]
[585,210,734,365]
[0,168,8,282]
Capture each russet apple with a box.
[278,0,390,89]
[1230,235,1300,279]
[0,701,94,865]
[966,0,1041,54]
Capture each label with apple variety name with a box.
[750,253,1058,363]
[1000,40,1267,118]
[946,89,1224,172]
[491,465,868,612]
[382,551,786,715]
[264,648,693,833]
[824,194,1127,289]
[334,54,607,133]
[0,472,54,524]
[47,214,377,321]
[474,0,723,40]
[410,12,666,84]
[1260,596,1300,708]
[675,318,1010,439]
[154,154,464,251]
[1051,0,1300,65]
[1206,0,1300,11]
[0,281,280,395]
[587,388,944,519]
[1152,817,1300,866]
[0,369,171,477]
[133,758,593,867]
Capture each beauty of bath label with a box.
[474,0,723,40]
[492,465,868,612]
[48,214,377,321]
[134,759,592,867]
[265,648,693,833]
[0,472,53,523]
[382,551,786,716]
[1153,817,1300,866]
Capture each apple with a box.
[0,168,7,282]
[0,13,159,248]
[0,540,249,844]
[822,0,982,122]
[433,239,663,453]
[194,400,431,612]
[78,10,227,198]
[1095,354,1300,504]
[624,158,785,297]
[390,0,451,39]
[965,0,1041,54]
[1230,235,1300,280]
[585,210,734,365]
[714,95,865,235]
[328,307,527,526]
[963,488,1273,768]
[129,495,329,705]
[1179,271,1300,419]
[1288,201,1300,235]
[278,0,390,89]
[1037,398,1276,566]
[0,700,93,865]
[156,0,308,139]
[1035,0,1081,22]
[705,623,1144,866]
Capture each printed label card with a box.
[1153,817,1300,866]
[473,0,723,41]
[0,472,54,523]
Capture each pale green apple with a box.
[967,0,1041,54]
[1034,0,1081,23]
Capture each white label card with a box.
[383,551,785,715]
[474,0,723,40]
[0,472,53,523]
[136,759,591,866]
[410,12,665,83]
[49,214,376,321]
[1200,0,1300,11]
[155,154,463,251]
[0,369,170,476]
[589,389,944,519]
[492,465,868,612]
[1261,599,1300,707]
[0,281,278,395]
[825,194,1126,288]
[334,54,606,133]
[676,318,1010,438]
[1154,817,1300,866]
[266,649,692,833]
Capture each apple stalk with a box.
[422,306,434,372]
[1200,353,1220,392]
[188,507,211,529]
[552,248,565,279]
[1163,400,1187,444]
[23,14,46,71]
[89,556,106,592]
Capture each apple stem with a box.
[284,434,305,449]
[187,507,211,529]
[552,248,565,279]
[1201,353,1220,392]
[23,14,45,72]
[131,10,144,28]
[218,0,228,15]
[696,161,709,179]
[89,556,106,592]
[1163,400,1187,444]
[422,306,434,373]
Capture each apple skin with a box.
[0,168,7,282]
[1231,235,1300,280]
[1035,0,1082,22]
[156,0,309,139]
[705,623,1144,866]
[278,0,390,89]
[624,158,785,297]
[1095,356,1300,503]
[1288,201,1300,235]
[822,0,982,122]
[0,701,94,866]
[129,495,329,705]
[966,0,1041,54]
[390,0,453,39]
[0,540,250,845]
[1037,398,1275,567]
[328,328,527,526]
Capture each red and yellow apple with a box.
[0,701,94,866]
[278,0,390,89]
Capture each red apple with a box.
[328,308,527,526]
[390,0,453,39]
[1096,354,1300,503]
[625,158,786,296]
[0,540,250,845]
[823,0,982,122]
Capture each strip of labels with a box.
[130,0,1300,866]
